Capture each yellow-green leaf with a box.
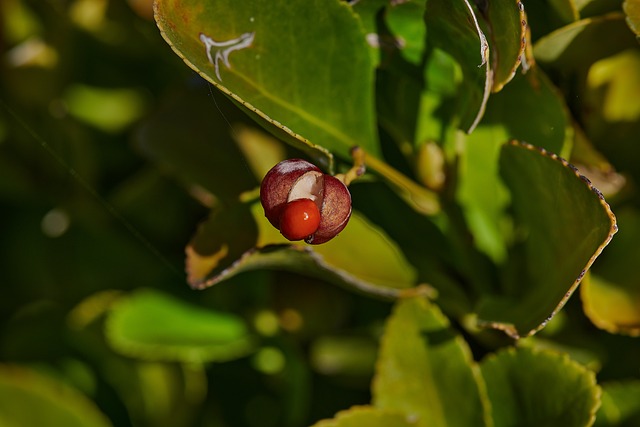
[481,347,601,427]
[373,297,490,427]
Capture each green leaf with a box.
[457,68,573,263]
[425,0,491,133]
[595,381,640,426]
[254,203,418,294]
[372,297,490,427]
[581,209,640,336]
[187,199,418,297]
[477,0,528,92]
[480,347,601,427]
[0,364,112,427]
[154,0,379,164]
[475,141,617,338]
[105,289,254,363]
[311,406,417,427]
[624,0,640,37]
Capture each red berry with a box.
[279,198,321,241]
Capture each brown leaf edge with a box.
[188,242,433,300]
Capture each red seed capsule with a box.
[260,159,352,244]
[278,198,321,241]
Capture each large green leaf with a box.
[476,141,617,338]
[154,0,379,165]
[0,364,112,427]
[105,289,254,362]
[425,0,491,133]
[311,406,416,427]
[480,347,601,427]
[187,200,418,297]
[372,297,490,427]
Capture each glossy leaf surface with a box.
[476,141,617,338]
[154,0,379,163]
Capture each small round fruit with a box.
[279,198,321,241]
[260,159,353,244]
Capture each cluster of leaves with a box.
[1,0,640,426]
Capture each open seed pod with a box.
[260,159,352,244]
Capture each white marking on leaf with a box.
[199,31,255,81]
